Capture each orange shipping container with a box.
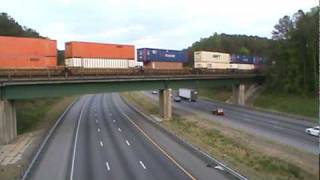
[0,36,57,68]
[65,41,135,59]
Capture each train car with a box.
[65,41,135,69]
[0,36,57,68]
[137,48,188,70]
[193,51,230,69]
[230,55,255,70]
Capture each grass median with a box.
[121,91,318,180]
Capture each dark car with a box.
[212,108,224,115]
[174,96,182,102]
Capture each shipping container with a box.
[137,48,188,63]
[65,58,135,69]
[253,56,267,65]
[65,41,135,59]
[194,62,230,69]
[194,51,230,63]
[230,55,254,64]
[234,63,255,70]
[0,36,57,68]
[144,61,183,69]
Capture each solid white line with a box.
[100,141,104,147]
[139,161,146,169]
[97,128,100,132]
[106,162,110,171]
[126,140,131,146]
[70,100,87,180]
[118,128,122,132]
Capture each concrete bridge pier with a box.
[232,84,245,105]
[159,88,172,120]
[0,100,17,144]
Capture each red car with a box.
[212,108,224,116]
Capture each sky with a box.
[1,0,317,50]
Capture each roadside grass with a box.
[121,92,159,114]
[162,117,316,180]
[15,96,76,134]
[121,91,318,180]
[198,86,232,102]
[253,91,318,119]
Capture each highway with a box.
[26,93,236,180]
[144,92,319,155]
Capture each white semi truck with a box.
[178,88,198,101]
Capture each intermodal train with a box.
[0,36,267,78]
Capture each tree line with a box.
[187,6,319,96]
[0,13,41,37]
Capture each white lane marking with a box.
[70,100,87,180]
[125,140,131,146]
[113,120,116,123]
[97,128,100,132]
[100,141,104,147]
[139,161,146,169]
[114,99,196,180]
[118,128,122,132]
[106,162,110,171]
[95,119,98,123]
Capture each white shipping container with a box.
[65,58,135,68]
[194,62,229,69]
[228,64,238,69]
[235,64,255,70]
[194,51,230,63]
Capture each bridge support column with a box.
[159,88,172,120]
[0,100,17,144]
[232,84,245,105]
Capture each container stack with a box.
[137,48,188,69]
[65,41,135,69]
[0,36,57,68]
[230,55,255,70]
[194,51,230,69]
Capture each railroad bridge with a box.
[0,73,264,144]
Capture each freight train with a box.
[0,36,267,79]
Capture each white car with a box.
[305,126,320,136]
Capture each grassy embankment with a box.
[16,96,76,134]
[198,86,317,119]
[198,86,232,102]
[253,92,318,119]
[121,92,318,180]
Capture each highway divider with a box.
[120,95,248,180]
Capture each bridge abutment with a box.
[159,88,172,120]
[0,100,17,144]
[232,84,245,105]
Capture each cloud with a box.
[1,0,317,50]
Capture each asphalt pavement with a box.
[144,91,319,155]
[26,93,235,180]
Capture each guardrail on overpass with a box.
[0,74,265,100]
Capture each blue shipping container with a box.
[137,48,188,63]
[231,55,254,64]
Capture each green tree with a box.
[0,12,41,37]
